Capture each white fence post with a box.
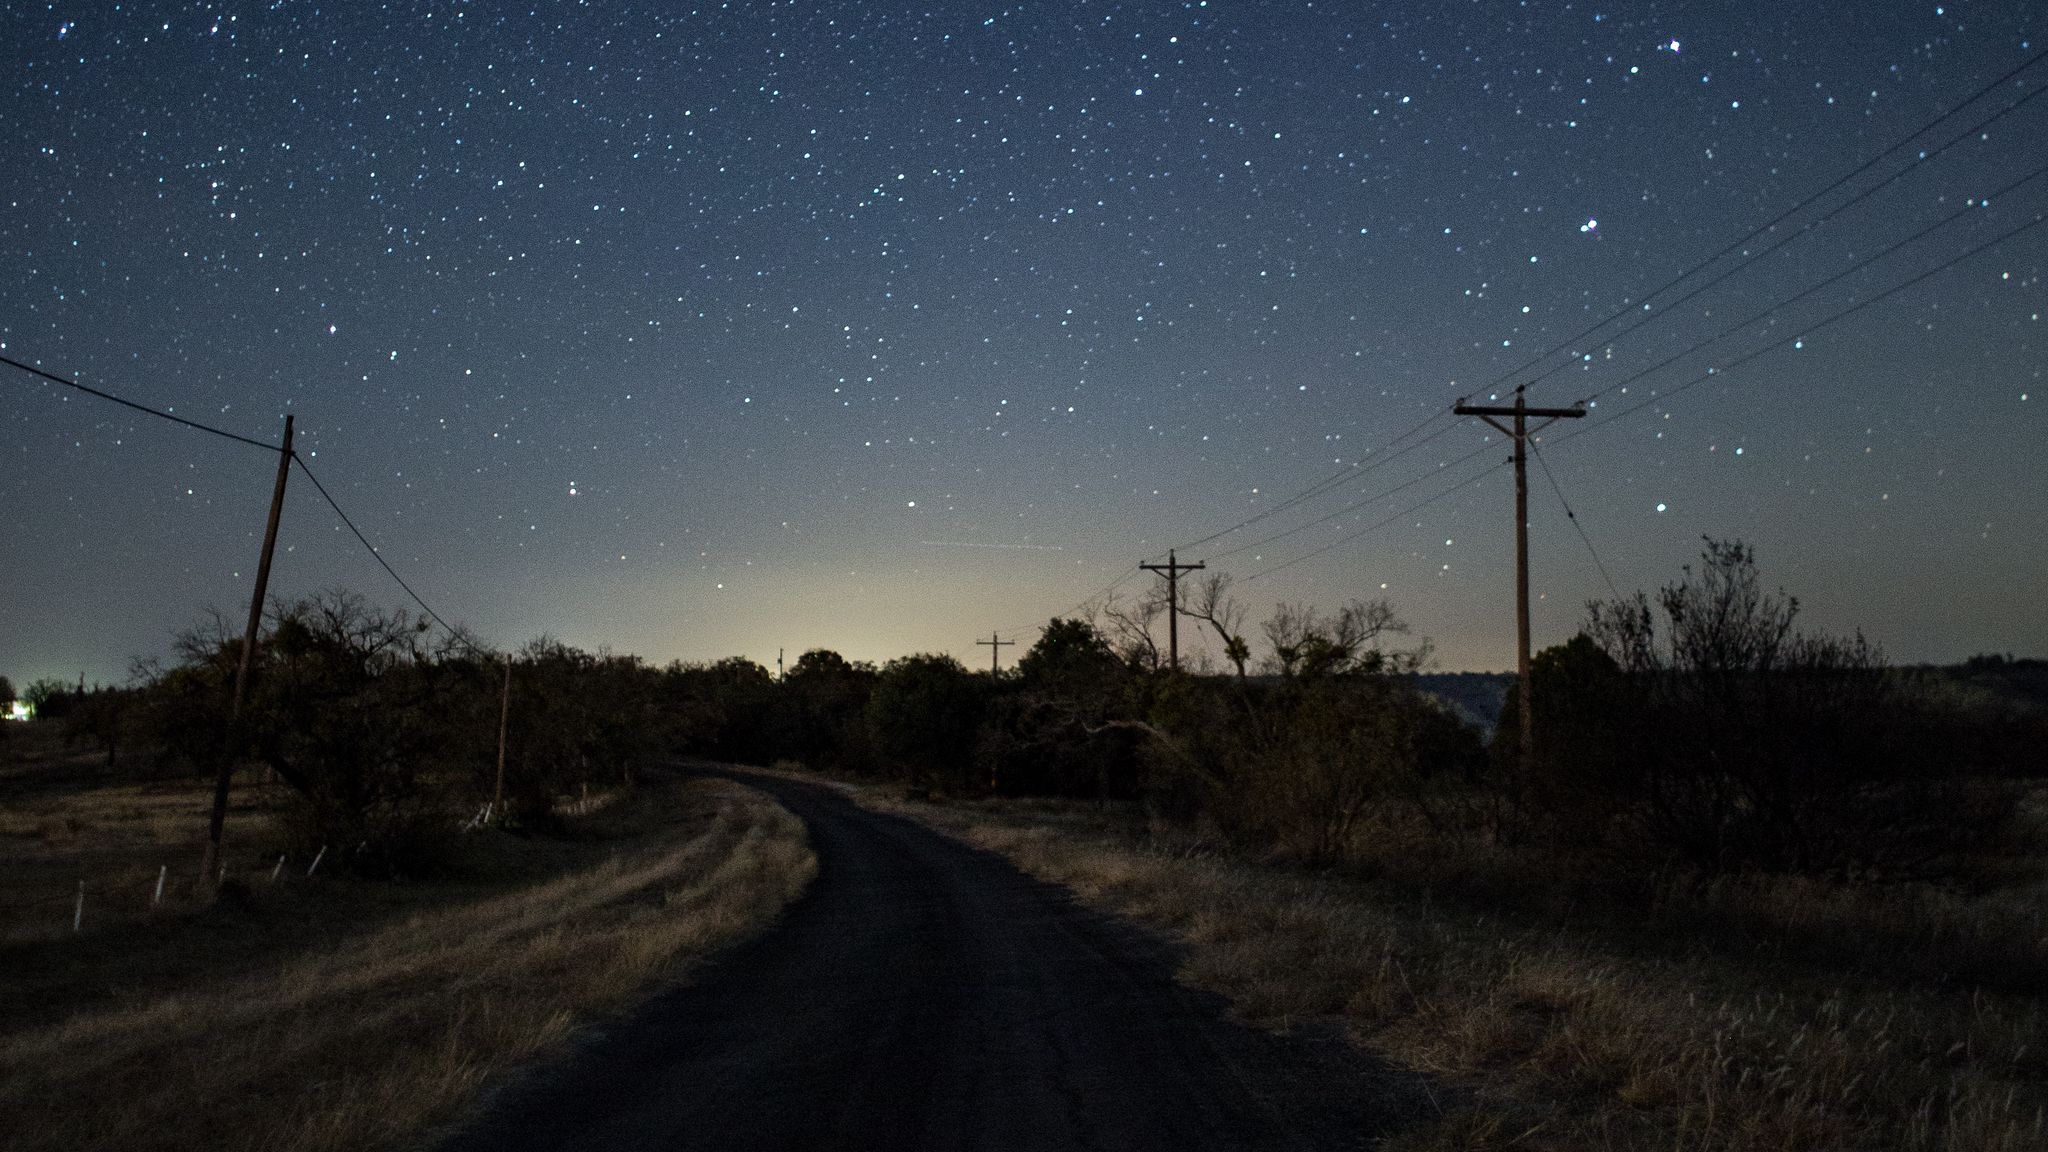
[153,865,166,907]
[306,845,327,877]
[72,881,83,932]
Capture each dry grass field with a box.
[840,778,2048,1151]
[0,724,815,1152]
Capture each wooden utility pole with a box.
[493,652,512,822]
[1139,549,1206,672]
[1451,388,1584,764]
[974,631,1015,675]
[201,414,294,884]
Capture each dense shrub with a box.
[1505,539,2018,878]
[1141,674,1485,862]
[866,654,989,790]
[134,591,688,873]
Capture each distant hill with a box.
[1411,672,1514,732]
[1403,660,2045,736]
[1911,656,2048,712]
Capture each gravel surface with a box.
[442,769,1417,1151]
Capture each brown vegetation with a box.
[0,723,814,1152]
[850,785,2048,1151]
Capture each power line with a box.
[3,347,494,655]
[1554,209,2048,446]
[1514,86,2048,406]
[1207,439,1499,562]
[1530,441,1620,600]
[926,203,2043,615]
[1138,45,2048,577]
[1566,157,2048,407]
[990,564,1143,641]
[0,352,282,452]
[288,450,472,647]
[1556,160,2048,414]
[1245,459,1510,583]
[1485,44,2048,401]
[1165,408,1458,554]
[998,425,1477,638]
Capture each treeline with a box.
[19,539,2042,884]
[742,538,2044,885]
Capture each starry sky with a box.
[4,0,2044,687]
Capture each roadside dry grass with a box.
[841,782,2048,1151]
[0,725,815,1152]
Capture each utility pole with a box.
[1452,387,1584,765]
[974,631,1015,675]
[777,648,785,680]
[1139,549,1206,672]
[201,414,294,884]
[493,652,512,823]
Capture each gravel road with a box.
[442,769,1415,1151]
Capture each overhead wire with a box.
[1546,159,2048,417]
[1523,88,2048,407]
[1221,177,2048,586]
[1530,441,1621,600]
[287,451,487,651]
[1515,87,2048,406]
[1,352,282,452]
[1146,44,2048,576]
[1163,407,1459,555]
[990,564,1143,641]
[1245,460,1511,583]
[1486,44,2048,400]
[1552,208,2048,447]
[1245,204,2048,586]
[1206,440,1500,563]
[4,347,501,655]
[5,351,499,656]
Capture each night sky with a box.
[4,1,2043,687]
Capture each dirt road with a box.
[442,769,1412,1150]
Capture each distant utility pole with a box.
[777,648,785,680]
[1139,549,1206,672]
[1452,387,1584,764]
[493,652,512,823]
[975,631,1015,675]
[201,413,294,884]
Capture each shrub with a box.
[866,654,988,790]
[1511,539,2016,878]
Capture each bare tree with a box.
[1261,598,1430,678]
[1183,572,1252,678]
[172,605,239,668]
[1095,588,1166,672]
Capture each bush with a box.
[866,654,988,790]
[1509,539,2016,878]
[1150,675,1484,862]
[133,591,688,869]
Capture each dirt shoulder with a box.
[0,735,815,1152]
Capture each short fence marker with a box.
[73,881,84,932]
[153,865,166,907]
[270,854,286,882]
[306,845,327,877]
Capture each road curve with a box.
[442,769,1412,1151]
